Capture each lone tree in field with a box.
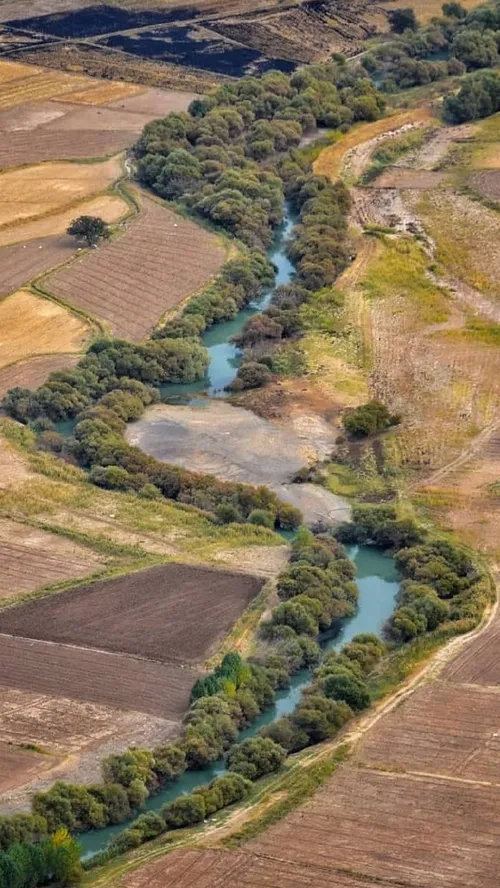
[67,215,109,247]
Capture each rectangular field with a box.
[0,517,103,597]
[0,742,52,794]
[0,562,264,663]
[0,289,90,365]
[251,766,500,887]
[0,634,195,719]
[123,848,385,888]
[0,127,133,167]
[43,195,226,340]
[0,238,75,295]
[357,680,500,783]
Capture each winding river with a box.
[79,199,401,857]
[79,545,399,858]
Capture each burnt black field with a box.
[98,27,295,76]
[6,4,198,38]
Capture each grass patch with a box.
[361,236,450,324]
[443,318,500,345]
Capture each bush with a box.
[226,737,286,780]
[228,361,272,391]
[343,400,399,439]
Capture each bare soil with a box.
[373,168,446,189]
[467,170,500,201]
[0,435,33,489]
[0,562,264,663]
[0,237,76,296]
[0,517,103,598]
[0,354,79,397]
[106,86,199,116]
[0,634,196,719]
[43,195,226,340]
[0,128,133,167]
[0,743,53,794]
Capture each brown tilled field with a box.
[443,618,500,685]
[0,238,75,295]
[43,195,226,340]
[0,634,196,720]
[0,354,79,397]
[0,128,133,168]
[357,679,500,783]
[0,562,264,662]
[0,517,103,598]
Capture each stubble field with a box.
[43,194,227,340]
[0,289,90,367]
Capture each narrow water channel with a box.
[79,545,399,858]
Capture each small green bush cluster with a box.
[342,400,400,439]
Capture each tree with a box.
[67,215,109,247]
[389,7,418,32]
[226,737,286,780]
[442,1,466,17]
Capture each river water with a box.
[79,544,399,858]
[78,195,401,858]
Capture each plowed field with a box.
[357,680,500,783]
[0,237,75,295]
[0,128,133,168]
[0,562,264,663]
[0,354,79,397]
[43,196,226,340]
[0,634,195,719]
[0,289,90,369]
[443,618,500,685]
[250,766,500,887]
[0,517,103,598]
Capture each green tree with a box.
[67,215,109,247]
[389,7,418,32]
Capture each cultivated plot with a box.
[0,562,264,663]
[0,238,75,296]
[0,289,90,368]
[43,195,226,340]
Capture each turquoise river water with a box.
[79,545,399,858]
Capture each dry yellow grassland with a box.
[0,289,90,369]
[0,194,128,247]
[409,0,485,20]
[55,81,144,105]
[0,156,122,229]
[0,60,42,83]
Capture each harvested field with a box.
[0,435,33,490]
[105,86,199,116]
[408,0,484,19]
[251,766,500,887]
[41,105,154,131]
[43,195,226,340]
[0,743,52,794]
[0,58,41,82]
[0,634,196,720]
[0,69,92,110]
[0,517,103,598]
[443,618,500,685]
[0,237,76,295]
[123,848,384,888]
[0,100,74,132]
[357,680,500,783]
[0,127,133,168]
[53,80,143,105]
[0,562,264,664]
[0,156,121,228]
[0,289,90,368]
[0,354,79,398]
[0,195,127,247]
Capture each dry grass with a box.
[0,69,92,110]
[409,0,484,21]
[0,194,128,247]
[313,109,432,181]
[0,289,90,369]
[0,156,122,229]
[416,189,500,299]
[0,59,41,83]
[54,81,144,105]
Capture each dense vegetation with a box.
[0,829,81,888]
[2,61,385,520]
[363,0,500,91]
[342,401,400,439]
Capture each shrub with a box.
[226,737,286,780]
[343,400,399,439]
